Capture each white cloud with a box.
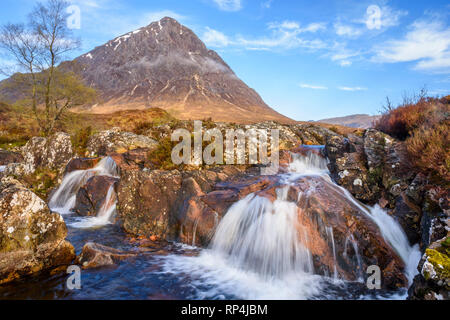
[237,21,326,50]
[338,86,367,91]
[339,60,352,67]
[212,0,242,12]
[300,84,328,90]
[203,27,231,47]
[326,42,361,66]
[373,20,450,73]
[203,20,326,51]
[334,23,363,37]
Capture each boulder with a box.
[77,242,137,269]
[64,157,102,175]
[74,175,119,217]
[86,128,158,157]
[408,237,450,300]
[392,193,422,245]
[0,150,23,166]
[117,169,183,238]
[176,172,408,288]
[116,165,250,242]
[0,176,75,284]
[108,148,151,171]
[21,132,73,174]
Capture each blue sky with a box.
[1,0,449,120]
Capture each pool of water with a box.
[0,213,409,300]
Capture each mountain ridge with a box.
[316,114,381,129]
[68,17,294,123]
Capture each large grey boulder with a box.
[0,176,75,284]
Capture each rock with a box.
[86,128,158,157]
[0,176,75,284]
[74,175,119,216]
[178,175,279,246]
[325,134,355,162]
[408,237,450,300]
[325,133,381,204]
[21,132,73,174]
[77,242,137,269]
[286,176,407,288]
[117,169,183,238]
[0,150,23,166]
[333,151,378,203]
[116,165,250,243]
[64,157,102,174]
[0,163,29,177]
[392,193,422,245]
[176,171,408,288]
[108,148,151,171]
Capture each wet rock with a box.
[64,157,102,174]
[285,176,407,288]
[116,164,251,244]
[178,175,279,247]
[408,237,450,300]
[0,150,23,166]
[0,176,75,284]
[77,242,137,269]
[21,132,73,174]
[74,175,119,217]
[392,193,422,245]
[86,128,158,157]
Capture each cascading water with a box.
[49,156,119,228]
[69,184,118,228]
[0,165,5,173]
[161,146,421,299]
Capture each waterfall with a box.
[286,149,421,285]
[49,157,119,214]
[69,184,118,229]
[210,193,314,279]
[0,165,5,173]
[162,146,421,299]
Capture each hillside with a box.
[316,114,381,129]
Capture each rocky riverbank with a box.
[0,121,447,299]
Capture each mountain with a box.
[63,17,292,123]
[316,114,381,129]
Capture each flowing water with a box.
[48,157,119,228]
[0,148,421,300]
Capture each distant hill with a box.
[67,17,293,124]
[1,17,293,124]
[316,114,381,129]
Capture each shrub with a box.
[406,122,450,182]
[375,94,450,183]
[71,126,93,156]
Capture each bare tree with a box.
[0,0,95,136]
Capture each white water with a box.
[49,157,118,214]
[49,157,119,228]
[0,165,5,173]
[69,184,118,228]
[162,146,421,299]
